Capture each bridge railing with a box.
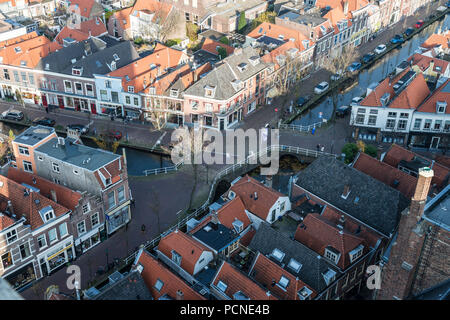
[279,121,324,132]
[143,161,183,176]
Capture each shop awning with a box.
[47,244,72,261]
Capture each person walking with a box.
[45,106,49,114]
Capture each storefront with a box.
[4,262,36,291]
[74,224,106,256]
[106,202,131,235]
[38,240,74,276]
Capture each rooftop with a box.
[423,185,450,231]
[14,125,56,146]
[93,270,152,300]
[192,221,239,252]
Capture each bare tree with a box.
[323,44,359,122]
[136,5,181,43]
[145,96,168,131]
[92,123,120,153]
[272,54,306,95]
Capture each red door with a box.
[41,95,48,107]
[90,102,97,114]
[57,96,64,109]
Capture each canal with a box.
[0,122,173,176]
[292,13,450,126]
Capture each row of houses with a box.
[81,144,448,300]
[350,29,450,152]
[0,126,131,291]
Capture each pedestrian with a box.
[141,224,146,233]
[93,127,97,136]
[321,145,325,152]
[316,144,320,151]
[45,106,49,114]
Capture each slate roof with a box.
[94,270,152,300]
[14,125,56,146]
[184,46,269,100]
[423,185,450,231]
[192,221,239,253]
[35,137,120,172]
[413,278,450,300]
[249,222,341,293]
[294,156,407,236]
[59,41,140,78]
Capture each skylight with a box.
[14,47,21,53]
[271,248,285,262]
[217,280,228,292]
[278,276,290,289]
[288,258,302,273]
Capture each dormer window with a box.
[232,219,244,233]
[39,206,55,223]
[288,258,302,273]
[237,63,247,72]
[233,291,250,300]
[437,101,447,113]
[14,47,21,53]
[298,286,313,300]
[322,268,337,285]
[105,178,111,186]
[271,248,285,262]
[278,34,284,40]
[204,86,215,98]
[302,39,309,49]
[324,247,340,264]
[72,67,82,76]
[20,61,27,66]
[128,86,134,93]
[278,276,290,289]
[217,280,228,292]
[171,250,182,266]
[111,61,116,71]
[170,88,179,97]
[113,54,120,61]
[349,244,364,263]
[45,63,50,71]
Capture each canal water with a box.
[292,13,450,126]
[0,122,173,176]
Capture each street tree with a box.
[137,4,180,43]
[272,54,305,96]
[323,44,359,121]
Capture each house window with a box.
[278,276,290,289]
[105,80,111,88]
[1,252,13,270]
[3,69,10,80]
[108,191,116,209]
[280,202,285,212]
[423,119,432,130]
[128,86,134,93]
[23,161,33,172]
[20,242,31,260]
[134,97,139,106]
[349,244,364,263]
[29,74,35,85]
[434,120,442,131]
[217,280,227,292]
[413,118,422,130]
[86,84,94,96]
[48,228,57,243]
[52,162,60,173]
[386,119,395,129]
[117,186,125,203]
[75,82,83,94]
[154,279,164,292]
[18,146,29,155]
[59,223,68,238]
[64,80,72,93]
[171,250,182,266]
[205,103,213,113]
[400,112,409,118]
[37,234,46,249]
[125,96,131,104]
[77,221,86,234]
[91,212,99,227]
[387,112,397,118]
[368,115,377,125]
[105,178,111,186]
[44,210,55,222]
[325,248,339,264]
[397,120,407,130]
[6,229,17,244]
[82,203,90,214]
[355,114,365,124]
[437,101,446,113]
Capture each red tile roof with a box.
[383,144,450,189]
[157,230,211,275]
[0,175,70,230]
[212,261,276,300]
[294,210,368,269]
[136,250,206,300]
[408,53,449,75]
[353,152,417,199]
[248,22,314,50]
[0,31,39,48]
[7,167,82,211]
[421,31,450,51]
[416,79,450,115]
[201,38,235,57]
[249,253,316,300]
[68,0,99,19]
[229,175,285,221]
[55,18,107,44]
[0,213,15,231]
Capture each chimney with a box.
[50,190,57,203]
[254,192,258,200]
[341,185,350,198]
[176,290,184,300]
[412,167,433,203]
[344,1,349,16]
[338,215,346,228]
[265,175,273,188]
[211,210,219,225]
[7,200,14,216]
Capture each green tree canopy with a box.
[217,47,227,59]
[238,12,247,33]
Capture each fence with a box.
[143,161,183,176]
[279,121,325,132]
[121,144,337,267]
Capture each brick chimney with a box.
[377,167,434,300]
[176,290,184,300]
[50,190,57,203]
[343,1,349,16]
[211,210,219,227]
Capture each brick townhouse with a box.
[0,173,74,291]
[54,18,108,45]
[420,29,450,56]
[183,46,271,129]
[11,126,131,235]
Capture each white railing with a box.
[121,145,338,268]
[279,121,325,132]
[143,161,183,176]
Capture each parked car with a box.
[362,52,375,64]
[446,1,450,8]
[67,124,89,134]
[414,20,424,28]
[102,130,122,141]
[335,105,350,117]
[331,73,341,81]
[350,96,364,106]
[1,109,24,121]
[32,117,55,127]
[296,96,310,107]
[347,62,362,72]
[314,82,329,94]
[374,44,387,54]
[404,27,415,37]
[390,34,404,44]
